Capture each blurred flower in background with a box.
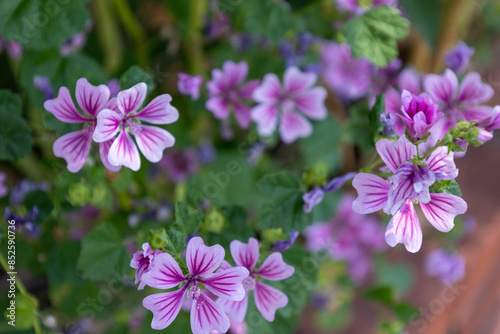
[425,249,465,284]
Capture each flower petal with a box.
[385,175,415,215]
[253,73,282,103]
[93,109,122,143]
[283,66,317,95]
[44,87,89,123]
[279,109,313,144]
[191,292,230,334]
[457,72,494,105]
[200,267,249,301]
[134,125,175,163]
[230,238,260,269]
[75,78,110,117]
[223,61,248,88]
[251,103,278,137]
[352,173,391,214]
[143,287,186,330]
[117,82,147,114]
[217,294,249,324]
[423,69,458,105]
[186,237,225,277]
[108,130,141,171]
[375,136,416,173]
[233,102,252,129]
[141,252,185,290]
[238,79,260,100]
[424,146,458,181]
[255,253,294,281]
[420,193,467,232]
[385,200,422,253]
[99,140,121,172]
[206,96,230,120]
[133,94,179,124]
[254,281,288,322]
[53,129,92,173]
[292,86,327,120]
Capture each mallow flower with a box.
[140,237,249,334]
[425,249,465,284]
[206,61,259,129]
[178,73,203,100]
[217,238,295,323]
[130,242,162,290]
[445,41,474,75]
[44,78,119,173]
[398,90,443,141]
[352,136,467,252]
[251,66,327,143]
[93,82,179,171]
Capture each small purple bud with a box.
[6,40,23,59]
[34,75,54,100]
[380,112,396,137]
[302,187,325,213]
[325,172,357,193]
[269,230,299,252]
[477,128,493,144]
[445,41,475,75]
[198,142,217,164]
[177,73,203,100]
[400,90,443,141]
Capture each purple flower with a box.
[34,75,54,100]
[159,148,200,183]
[198,142,217,164]
[352,136,466,252]
[399,90,443,140]
[251,66,327,143]
[141,237,249,333]
[380,112,396,137]
[445,41,475,75]
[107,79,120,97]
[475,105,500,132]
[217,238,294,322]
[269,230,299,252]
[0,172,7,198]
[60,31,87,57]
[302,187,325,213]
[305,195,386,284]
[6,40,23,59]
[93,82,178,171]
[424,69,494,127]
[130,242,163,290]
[44,78,119,173]
[178,73,203,100]
[206,61,259,129]
[324,172,357,192]
[9,180,49,206]
[5,206,41,238]
[425,249,465,284]
[321,43,373,104]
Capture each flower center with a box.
[127,120,142,136]
[186,283,201,300]
[242,275,256,291]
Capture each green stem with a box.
[0,252,28,295]
[421,140,443,161]
[112,0,148,67]
[361,157,384,173]
[185,0,207,74]
[94,0,124,74]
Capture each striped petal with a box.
[255,253,294,281]
[108,130,141,171]
[217,294,249,324]
[190,292,230,334]
[75,78,110,117]
[117,82,147,114]
[420,193,467,232]
[375,136,416,173]
[424,146,458,181]
[143,287,187,330]
[44,87,89,123]
[230,238,260,269]
[186,237,225,277]
[279,109,313,144]
[99,140,121,172]
[200,267,249,301]
[251,103,278,137]
[141,252,185,290]
[134,125,175,163]
[133,94,179,124]
[93,108,122,143]
[385,200,422,253]
[254,281,288,322]
[53,129,92,173]
[352,173,391,214]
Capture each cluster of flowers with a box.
[130,237,294,334]
[178,62,328,144]
[44,79,179,172]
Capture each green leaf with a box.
[0,0,90,50]
[347,101,375,151]
[342,6,410,67]
[375,258,415,295]
[394,303,419,323]
[255,171,312,233]
[0,90,32,161]
[300,115,343,173]
[6,294,38,330]
[22,190,54,223]
[400,0,442,48]
[432,179,463,197]
[206,206,255,248]
[173,202,203,235]
[369,94,386,138]
[77,223,131,283]
[119,65,156,94]
[364,286,394,305]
